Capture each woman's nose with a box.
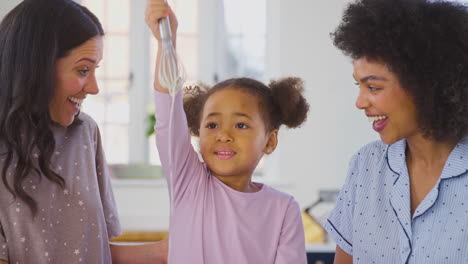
[355,88,370,110]
[84,74,99,95]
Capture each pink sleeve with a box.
[274,199,307,264]
[154,90,205,204]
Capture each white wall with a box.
[266,0,378,207]
[0,0,20,18]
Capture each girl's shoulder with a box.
[260,184,298,207]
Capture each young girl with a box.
[146,1,309,263]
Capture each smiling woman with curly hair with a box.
[323,0,468,263]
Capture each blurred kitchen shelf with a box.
[111,178,167,187]
[110,231,169,242]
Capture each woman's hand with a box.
[110,238,169,264]
[334,246,353,264]
[145,0,178,45]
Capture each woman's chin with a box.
[379,134,402,145]
[53,116,76,127]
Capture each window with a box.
[80,0,201,166]
[221,0,266,81]
[79,0,270,179]
[80,0,131,164]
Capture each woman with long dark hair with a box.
[0,0,166,263]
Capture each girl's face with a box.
[199,87,277,180]
[353,57,420,144]
[49,37,103,126]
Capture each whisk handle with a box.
[159,0,172,40]
[159,16,172,41]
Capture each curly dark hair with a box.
[183,77,309,136]
[332,0,468,142]
[0,0,104,216]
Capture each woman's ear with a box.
[263,129,278,155]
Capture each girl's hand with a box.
[145,0,178,44]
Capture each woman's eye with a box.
[236,123,248,129]
[369,86,380,92]
[78,68,90,76]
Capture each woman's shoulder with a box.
[352,139,388,161]
[77,112,97,126]
[70,112,100,133]
[344,140,390,179]
[61,112,100,141]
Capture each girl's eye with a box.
[236,123,248,129]
[206,123,218,129]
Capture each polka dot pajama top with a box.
[324,137,468,263]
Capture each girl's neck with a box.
[406,134,458,166]
[215,174,260,193]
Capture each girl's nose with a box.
[216,130,233,143]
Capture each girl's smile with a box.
[214,147,237,160]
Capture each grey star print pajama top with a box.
[0,112,121,264]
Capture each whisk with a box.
[158,7,186,95]
[157,5,185,262]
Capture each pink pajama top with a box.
[154,90,306,264]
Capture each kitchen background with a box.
[1,0,410,258]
